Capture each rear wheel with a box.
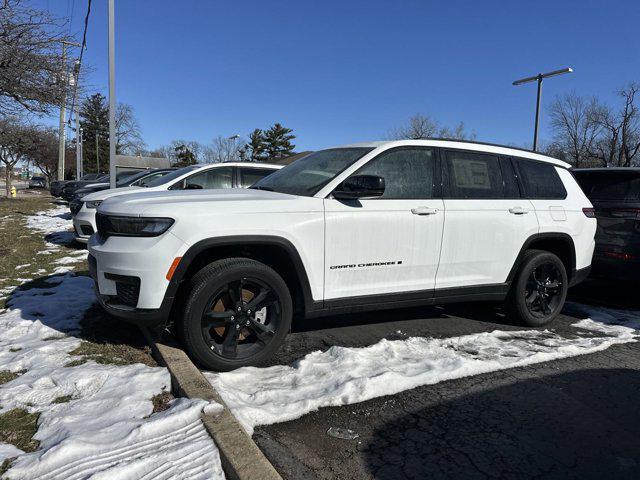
[181,258,292,371]
[507,249,568,327]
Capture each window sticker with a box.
[452,159,491,190]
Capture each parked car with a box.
[69,168,176,215]
[572,168,640,281]
[74,162,281,243]
[61,171,139,202]
[28,176,47,189]
[87,140,596,371]
[50,173,102,197]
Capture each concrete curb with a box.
[141,328,282,480]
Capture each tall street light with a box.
[513,67,572,151]
[108,0,117,188]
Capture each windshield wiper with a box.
[251,186,274,191]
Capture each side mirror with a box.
[333,175,385,200]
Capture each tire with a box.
[506,249,568,327]
[181,257,292,371]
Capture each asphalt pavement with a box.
[252,280,640,479]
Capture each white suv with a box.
[73,162,281,243]
[88,140,596,371]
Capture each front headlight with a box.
[97,214,174,237]
[85,200,103,209]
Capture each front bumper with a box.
[73,205,97,243]
[88,231,188,326]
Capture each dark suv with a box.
[573,168,640,281]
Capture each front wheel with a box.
[506,249,568,327]
[181,258,292,371]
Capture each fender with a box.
[505,232,576,283]
[166,235,318,315]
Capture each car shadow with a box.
[364,368,640,480]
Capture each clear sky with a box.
[39,0,640,152]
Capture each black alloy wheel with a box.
[524,262,564,319]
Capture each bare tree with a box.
[588,83,640,167]
[206,136,244,163]
[0,117,34,196]
[0,0,70,116]
[549,92,601,167]
[115,103,146,155]
[26,126,58,183]
[389,113,475,140]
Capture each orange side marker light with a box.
[166,257,182,281]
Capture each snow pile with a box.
[205,311,640,435]
[0,274,224,479]
[25,205,72,238]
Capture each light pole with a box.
[57,40,81,181]
[108,0,117,188]
[513,67,572,151]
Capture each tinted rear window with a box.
[517,160,567,200]
[574,172,640,202]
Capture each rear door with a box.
[436,150,538,289]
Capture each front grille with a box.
[96,213,110,239]
[105,273,141,308]
[70,200,82,215]
[80,225,94,236]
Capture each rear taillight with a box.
[582,207,596,218]
[603,251,635,261]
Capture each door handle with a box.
[411,206,438,216]
[509,207,528,215]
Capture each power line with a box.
[67,0,92,127]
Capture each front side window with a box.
[239,168,276,188]
[446,151,504,199]
[351,148,435,199]
[518,160,567,199]
[173,167,233,190]
[251,148,373,197]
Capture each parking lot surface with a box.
[250,282,640,479]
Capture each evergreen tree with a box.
[173,144,197,167]
[79,93,109,174]
[264,123,295,159]
[244,128,268,162]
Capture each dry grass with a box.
[151,391,174,414]
[0,408,40,452]
[0,370,25,386]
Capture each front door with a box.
[324,147,444,300]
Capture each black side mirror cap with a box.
[333,174,385,200]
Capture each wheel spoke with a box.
[246,318,275,344]
[227,279,244,306]
[202,310,233,329]
[246,287,276,312]
[221,326,239,357]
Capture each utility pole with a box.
[57,40,81,181]
[513,67,572,151]
[108,0,117,188]
[75,104,83,179]
[96,132,100,173]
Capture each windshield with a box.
[251,148,374,196]
[143,165,200,188]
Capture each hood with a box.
[98,188,321,216]
[81,185,143,202]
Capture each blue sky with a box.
[40,0,640,152]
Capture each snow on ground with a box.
[205,308,640,435]
[0,204,225,479]
[1,274,224,480]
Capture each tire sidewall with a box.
[513,252,568,327]
[183,260,292,371]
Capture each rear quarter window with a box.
[517,159,567,200]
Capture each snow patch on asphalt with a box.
[205,309,640,435]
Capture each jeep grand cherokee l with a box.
[88,140,596,371]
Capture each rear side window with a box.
[574,172,640,202]
[517,160,567,199]
[445,150,504,199]
[239,167,275,188]
[354,148,435,199]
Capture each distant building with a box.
[115,155,171,173]
[269,151,313,165]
